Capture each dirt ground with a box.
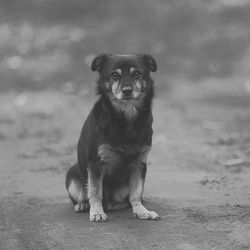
[1,1,250,249]
[0,79,250,250]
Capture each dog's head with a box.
[91,54,157,101]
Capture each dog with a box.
[65,54,159,222]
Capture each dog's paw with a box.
[134,210,160,220]
[74,201,89,213]
[89,207,108,222]
[90,212,108,222]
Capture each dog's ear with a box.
[91,54,107,72]
[142,54,157,72]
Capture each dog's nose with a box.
[122,87,132,96]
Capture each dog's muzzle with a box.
[122,87,133,99]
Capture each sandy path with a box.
[0,82,250,249]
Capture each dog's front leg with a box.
[88,164,108,222]
[129,164,160,220]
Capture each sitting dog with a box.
[65,54,159,222]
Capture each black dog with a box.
[65,54,159,222]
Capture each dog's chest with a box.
[97,144,150,173]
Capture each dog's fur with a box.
[65,54,159,221]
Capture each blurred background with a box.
[1,1,250,248]
[1,0,250,91]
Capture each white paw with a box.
[90,208,108,222]
[134,210,160,220]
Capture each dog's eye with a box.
[133,71,142,78]
[111,72,120,80]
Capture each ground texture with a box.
[1,81,250,250]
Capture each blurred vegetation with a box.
[0,0,250,91]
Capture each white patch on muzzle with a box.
[133,80,142,98]
[112,81,123,100]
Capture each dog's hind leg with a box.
[65,164,89,212]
